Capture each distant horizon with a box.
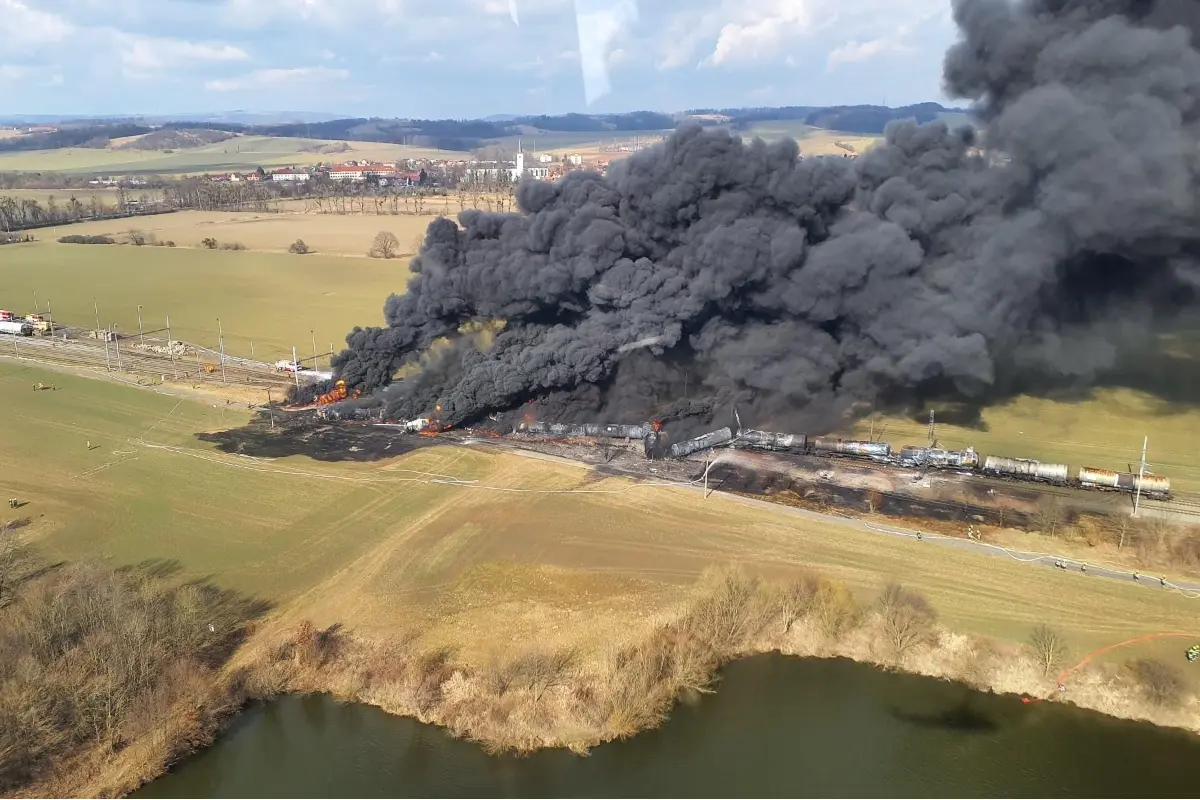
[0,100,970,127]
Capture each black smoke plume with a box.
[329,0,1200,435]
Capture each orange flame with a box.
[651,420,663,432]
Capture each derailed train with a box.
[389,411,1171,501]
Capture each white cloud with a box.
[0,0,73,51]
[826,33,912,70]
[117,33,250,73]
[708,0,819,66]
[204,66,350,91]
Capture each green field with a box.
[3,362,1198,665]
[0,240,406,361]
[0,135,464,175]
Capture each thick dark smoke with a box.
[331,0,1200,436]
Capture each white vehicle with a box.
[0,320,33,336]
[274,360,309,373]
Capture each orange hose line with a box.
[1057,632,1199,687]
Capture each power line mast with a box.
[1132,436,1149,518]
[928,409,936,447]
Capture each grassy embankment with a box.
[0,136,463,175]
[1,363,1199,795]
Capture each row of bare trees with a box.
[0,557,268,794]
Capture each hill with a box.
[0,135,460,175]
[0,104,976,164]
[114,128,235,151]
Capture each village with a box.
[194,146,612,189]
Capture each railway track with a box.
[1,329,297,391]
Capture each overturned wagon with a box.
[1078,467,1171,499]
[811,436,892,461]
[734,430,807,452]
[983,456,1069,485]
[668,427,734,459]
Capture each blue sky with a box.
[1,0,959,117]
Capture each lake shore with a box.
[30,567,1197,799]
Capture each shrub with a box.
[288,239,310,255]
[200,237,217,249]
[57,234,116,245]
[218,241,247,251]
[1129,658,1185,707]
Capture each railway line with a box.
[0,326,297,391]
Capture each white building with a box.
[272,168,310,182]
[538,154,553,164]
[568,153,583,166]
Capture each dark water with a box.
[136,656,1200,798]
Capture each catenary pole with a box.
[166,314,178,380]
[217,318,227,384]
[1133,436,1149,518]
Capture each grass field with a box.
[845,388,1200,495]
[21,208,441,258]
[0,240,408,360]
[2,363,1197,677]
[0,136,466,175]
[738,121,883,155]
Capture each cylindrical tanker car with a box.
[983,455,1070,485]
[668,427,734,459]
[898,446,981,470]
[735,430,807,451]
[1077,467,1171,499]
[811,436,892,461]
[0,320,33,336]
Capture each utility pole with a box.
[1133,436,1149,518]
[311,329,318,364]
[31,290,38,313]
[45,300,53,337]
[870,394,876,442]
[166,314,178,379]
[267,388,275,429]
[113,325,122,370]
[292,346,300,390]
[217,318,227,384]
[703,450,711,499]
[928,409,936,447]
[137,304,144,346]
[329,344,334,370]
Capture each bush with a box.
[1129,658,1185,707]
[288,239,310,255]
[57,234,116,245]
[218,242,247,251]
[200,237,217,249]
[128,229,147,246]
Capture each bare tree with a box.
[1028,623,1068,676]
[779,573,820,634]
[368,230,400,259]
[876,583,938,659]
[1034,497,1065,537]
[1129,658,1185,707]
[504,648,579,703]
[0,525,31,604]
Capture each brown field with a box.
[33,208,445,257]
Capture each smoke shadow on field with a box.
[891,334,1200,432]
[196,412,443,463]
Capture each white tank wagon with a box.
[0,320,33,336]
[983,455,1069,485]
[811,436,892,461]
[898,446,981,470]
[668,427,734,459]
[734,430,807,452]
[1078,467,1171,499]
